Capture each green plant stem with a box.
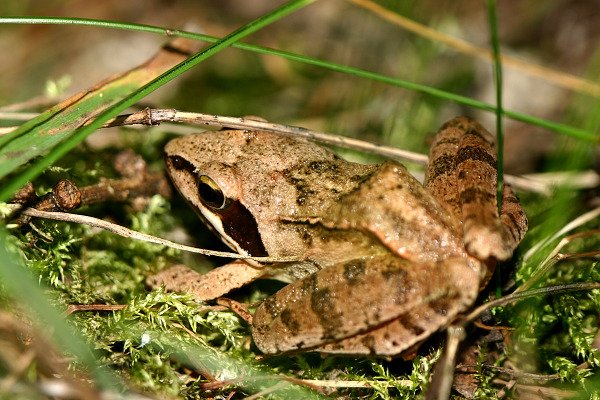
[0,0,316,202]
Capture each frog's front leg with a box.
[147,261,264,301]
[252,254,480,356]
[426,116,528,261]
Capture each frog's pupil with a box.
[198,176,226,209]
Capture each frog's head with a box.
[164,129,341,257]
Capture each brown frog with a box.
[151,116,527,356]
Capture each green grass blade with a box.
[485,0,505,207]
[0,228,120,390]
[125,325,327,399]
[0,0,316,203]
[0,17,597,143]
[0,79,154,178]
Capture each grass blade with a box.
[0,0,317,202]
[0,228,120,391]
[485,0,505,206]
[0,16,597,143]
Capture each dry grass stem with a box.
[349,0,600,97]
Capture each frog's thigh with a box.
[146,261,264,301]
[252,255,479,355]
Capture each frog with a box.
[150,116,528,356]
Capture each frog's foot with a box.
[252,255,480,356]
[146,261,264,301]
[462,184,528,260]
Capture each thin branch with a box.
[20,208,298,263]
[463,281,600,325]
[519,229,600,292]
[5,108,598,194]
[102,108,597,194]
[469,364,561,384]
[523,206,600,261]
[104,108,429,164]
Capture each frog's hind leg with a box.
[252,254,480,356]
[425,116,527,261]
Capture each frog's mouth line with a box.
[166,154,268,258]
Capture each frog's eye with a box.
[197,175,227,210]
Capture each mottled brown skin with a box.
[427,117,527,260]
[252,117,527,356]
[156,116,528,357]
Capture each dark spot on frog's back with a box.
[434,136,460,147]
[280,309,301,335]
[429,297,452,316]
[441,117,467,130]
[428,154,456,182]
[299,227,315,246]
[381,258,408,281]
[310,286,343,339]
[503,193,520,204]
[260,295,281,320]
[301,273,318,293]
[295,189,316,206]
[343,259,366,284]
[287,175,315,206]
[456,145,496,169]
[350,174,366,182]
[398,314,425,336]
